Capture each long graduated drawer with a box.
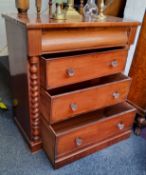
[40,73,131,124]
[41,102,136,168]
[41,27,129,54]
[40,48,128,89]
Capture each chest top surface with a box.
[2,13,140,55]
[2,13,140,29]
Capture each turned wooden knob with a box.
[113,92,120,99]
[75,137,83,146]
[111,60,118,67]
[70,103,78,112]
[66,68,75,77]
[117,123,125,130]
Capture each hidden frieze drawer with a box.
[41,27,129,54]
[40,73,131,124]
[40,48,128,89]
[41,102,136,168]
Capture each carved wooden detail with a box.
[29,56,40,142]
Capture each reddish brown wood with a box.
[104,0,126,17]
[28,56,41,143]
[41,102,136,168]
[55,131,131,168]
[40,48,128,89]
[56,111,134,157]
[27,30,41,56]
[4,16,42,151]
[2,14,140,29]
[128,11,146,134]
[40,73,131,124]
[15,117,42,152]
[42,27,128,53]
[128,27,138,46]
[2,14,139,155]
[41,120,55,163]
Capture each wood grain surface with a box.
[2,14,140,29]
[40,74,131,124]
[128,11,146,134]
[2,13,139,154]
[41,102,136,168]
[40,48,128,89]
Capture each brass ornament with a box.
[96,0,113,20]
[64,0,82,20]
[96,0,106,20]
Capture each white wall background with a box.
[124,0,146,75]
[0,0,48,56]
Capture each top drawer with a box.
[41,27,128,53]
[40,48,128,89]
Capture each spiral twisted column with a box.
[29,56,40,142]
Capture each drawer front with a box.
[56,111,135,158]
[50,80,131,123]
[42,27,128,53]
[40,49,128,89]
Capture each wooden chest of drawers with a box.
[2,14,139,168]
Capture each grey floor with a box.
[0,58,146,175]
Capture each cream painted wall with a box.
[0,0,48,56]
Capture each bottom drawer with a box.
[41,102,136,168]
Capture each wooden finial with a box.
[35,0,42,15]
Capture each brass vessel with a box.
[97,0,106,20]
[97,0,113,20]
[15,0,29,14]
[65,0,82,19]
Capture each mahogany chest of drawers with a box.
[3,14,139,168]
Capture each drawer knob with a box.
[75,137,83,146]
[66,68,75,77]
[111,60,118,67]
[70,103,78,112]
[117,123,125,130]
[113,92,120,99]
